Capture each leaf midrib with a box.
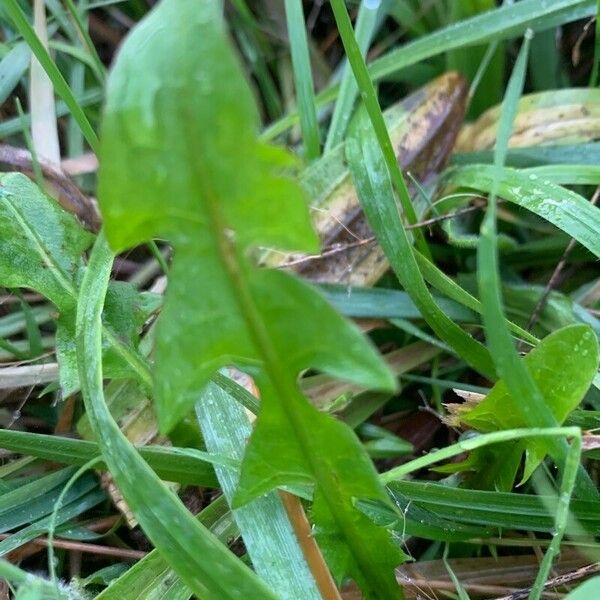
[193,144,400,599]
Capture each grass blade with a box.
[0,487,105,557]
[30,0,60,165]
[589,0,600,86]
[0,429,221,487]
[329,0,429,257]
[529,437,583,600]
[61,0,106,83]
[444,165,600,258]
[96,496,237,600]
[477,32,548,423]
[3,0,99,153]
[345,107,496,378]
[0,43,30,105]
[196,380,323,600]
[0,86,102,138]
[76,232,279,600]
[472,35,596,503]
[389,480,600,535]
[284,0,320,159]
[325,0,381,151]
[381,427,580,483]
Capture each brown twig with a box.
[493,562,600,600]
[0,143,100,231]
[525,186,600,333]
[0,532,146,561]
[278,202,486,269]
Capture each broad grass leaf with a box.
[451,325,599,488]
[98,1,402,596]
[197,381,322,600]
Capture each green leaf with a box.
[284,0,320,159]
[0,173,92,307]
[101,281,155,378]
[98,1,402,597]
[0,172,92,392]
[454,325,599,487]
[565,576,600,599]
[0,173,150,394]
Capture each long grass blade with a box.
[30,0,60,165]
[284,0,320,159]
[0,428,224,487]
[61,0,105,83]
[3,0,99,154]
[381,427,580,483]
[529,436,583,600]
[345,114,497,378]
[196,380,323,600]
[325,0,382,151]
[329,0,429,258]
[76,232,279,600]
[477,31,545,412]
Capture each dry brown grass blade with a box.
[30,0,60,166]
